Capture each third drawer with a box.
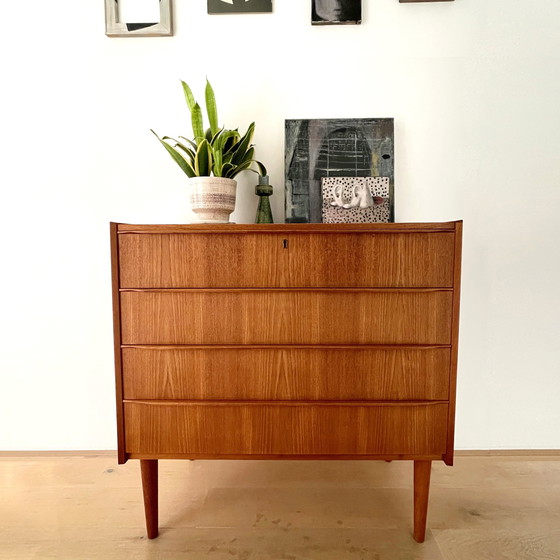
[122,346,451,401]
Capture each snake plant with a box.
[151,79,267,179]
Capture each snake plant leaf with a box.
[205,79,219,137]
[213,142,223,176]
[221,162,236,178]
[231,122,255,165]
[173,142,196,163]
[162,136,195,162]
[255,161,267,176]
[205,128,213,142]
[151,130,196,178]
[223,131,241,154]
[178,136,198,151]
[195,139,212,176]
[210,127,225,145]
[227,159,255,178]
[211,130,236,176]
[244,146,255,165]
[191,103,205,144]
[230,159,267,178]
[181,80,196,114]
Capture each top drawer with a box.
[118,232,455,289]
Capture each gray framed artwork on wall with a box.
[105,0,173,37]
[208,0,273,14]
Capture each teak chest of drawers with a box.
[110,221,462,542]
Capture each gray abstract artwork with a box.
[285,118,394,223]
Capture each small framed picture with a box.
[312,0,361,25]
[208,0,273,14]
[105,0,173,37]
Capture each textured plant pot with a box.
[188,177,237,223]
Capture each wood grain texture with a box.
[110,221,462,539]
[140,459,158,539]
[117,222,458,233]
[118,232,455,289]
[413,460,432,543]
[119,290,453,345]
[122,346,451,401]
[124,401,449,456]
[110,223,127,465]
[444,221,463,466]
[4,455,560,559]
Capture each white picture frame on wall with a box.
[105,0,173,37]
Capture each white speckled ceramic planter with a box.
[188,177,237,223]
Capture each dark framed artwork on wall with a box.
[285,118,394,223]
[208,0,273,14]
[312,0,361,25]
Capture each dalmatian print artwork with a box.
[321,177,390,223]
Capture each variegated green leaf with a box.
[191,103,204,144]
[205,79,219,137]
[178,136,198,151]
[195,139,212,176]
[174,142,196,163]
[221,162,236,178]
[231,122,255,165]
[181,81,196,113]
[162,136,195,162]
[151,130,196,178]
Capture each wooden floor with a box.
[1,453,560,559]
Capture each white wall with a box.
[1,0,559,451]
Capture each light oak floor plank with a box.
[1,455,559,559]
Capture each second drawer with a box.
[120,290,453,345]
[122,346,451,401]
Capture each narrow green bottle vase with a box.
[255,175,274,224]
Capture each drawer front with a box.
[124,402,449,456]
[120,290,453,345]
[118,232,455,288]
[122,347,451,401]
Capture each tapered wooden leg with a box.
[140,459,158,539]
[413,460,432,543]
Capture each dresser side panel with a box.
[110,223,127,464]
[444,221,463,465]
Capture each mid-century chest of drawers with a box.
[110,221,462,542]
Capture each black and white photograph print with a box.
[312,0,361,25]
[208,0,272,14]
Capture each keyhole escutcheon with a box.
[282,239,288,249]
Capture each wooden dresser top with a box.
[115,222,460,234]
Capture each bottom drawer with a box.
[124,401,448,457]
